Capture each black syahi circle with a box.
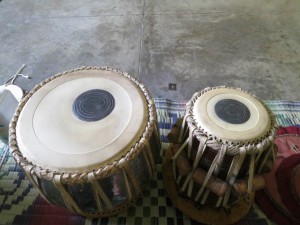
[214,99,250,124]
[73,89,115,122]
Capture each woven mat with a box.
[1,99,299,225]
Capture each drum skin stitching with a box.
[8,66,159,184]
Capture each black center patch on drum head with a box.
[214,99,250,124]
[73,89,115,122]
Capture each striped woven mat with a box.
[1,99,299,225]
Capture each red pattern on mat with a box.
[277,155,300,221]
[255,126,300,225]
[13,196,85,225]
[276,126,300,135]
[255,191,296,225]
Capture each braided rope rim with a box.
[79,197,136,218]
[9,66,158,183]
[184,86,277,154]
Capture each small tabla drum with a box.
[9,66,161,217]
[163,86,277,225]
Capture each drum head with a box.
[192,87,271,144]
[16,68,148,173]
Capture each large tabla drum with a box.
[163,86,277,225]
[9,67,161,217]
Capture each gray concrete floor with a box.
[0,0,299,101]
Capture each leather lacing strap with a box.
[151,121,161,152]
[247,154,256,194]
[122,161,142,195]
[199,189,210,205]
[257,143,273,173]
[187,136,207,197]
[24,165,51,204]
[187,127,197,158]
[181,172,192,193]
[194,150,224,202]
[195,143,227,203]
[254,142,265,167]
[87,172,113,211]
[140,138,155,177]
[214,144,227,176]
[229,146,247,185]
[218,146,247,207]
[122,169,133,200]
[192,136,208,170]
[172,138,189,182]
[178,114,188,143]
[141,149,153,178]
[54,175,83,215]
[173,113,192,181]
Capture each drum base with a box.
[163,144,254,225]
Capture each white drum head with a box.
[16,69,148,172]
[193,87,271,143]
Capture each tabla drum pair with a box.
[9,67,161,217]
[10,67,276,222]
[163,86,277,225]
